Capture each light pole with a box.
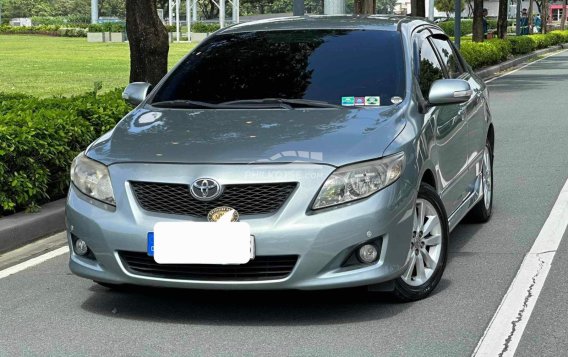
[91,0,99,24]
[454,0,461,49]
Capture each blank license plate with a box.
[149,222,252,265]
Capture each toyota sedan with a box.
[66,15,494,301]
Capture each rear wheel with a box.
[391,183,449,302]
[468,141,493,222]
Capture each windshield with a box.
[152,29,406,107]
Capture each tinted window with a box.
[430,38,464,79]
[153,30,406,106]
[418,39,444,99]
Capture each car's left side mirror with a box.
[428,79,472,106]
[122,82,152,106]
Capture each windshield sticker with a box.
[391,96,403,104]
[341,96,355,106]
[365,96,380,106]
[354,97,366,106]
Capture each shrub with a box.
[507,36,536,55]
[88,22,126,32]
[460,41,502,69]
[438,19,473,37]
[191,22,221,33]
[0,25,88,37]
[0,90,131,215]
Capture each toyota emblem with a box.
[190,178,222,201]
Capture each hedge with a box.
[460,30,568,69]
[191,22,221,33]
[439,19,512,37]
[87,23,125,32]
[0,25,87,37]
[0,90,130,215]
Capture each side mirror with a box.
[428,79,472,106]
[122,82,152,106]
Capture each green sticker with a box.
[365,96,380,106]
[341,96,355,106]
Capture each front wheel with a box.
[391,183,449,302]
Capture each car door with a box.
[430,35,485,196]
[430,34,486,162]
[416,34,470,215]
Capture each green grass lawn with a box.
[0,35,196,97]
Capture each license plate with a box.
[147,222,253,265]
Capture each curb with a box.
[0,199,66,254]
[476,43,568,80]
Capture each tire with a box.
[391,183,449,302]
[467,140,493,223]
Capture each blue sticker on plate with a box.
[147,232,154,256]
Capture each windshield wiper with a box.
[220,98,343,109]
[151,99,294,110]
[151,100,220,109]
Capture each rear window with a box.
[153,29,406,106]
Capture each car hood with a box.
[86,106,407,167]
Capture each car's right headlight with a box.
[70,152,116,206]
[312,152,405,210]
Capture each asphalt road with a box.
[1,51,568,357]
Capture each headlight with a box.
[70,152,116,206]
[312,152,405,210]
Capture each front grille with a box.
[119,251,298,281]
[130,181,297,218]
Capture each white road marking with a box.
[0,246,68,280]
[473,178,568,356]
[485,48,568,83]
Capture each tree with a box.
[125,0,169,85]
[497,0,508,38]
[562,0,567,30]
[435,0,465,18]
[354,0,376,14]
[472,0,483,42]
[411,0,425,17]
[542,0,548,33]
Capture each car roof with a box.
[218,15,434,34]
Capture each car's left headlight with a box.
[70,152,116,206]
[312,152,405,210]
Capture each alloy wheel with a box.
[401,199,443,286]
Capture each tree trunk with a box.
[497,0,508,39]
[528,0,533,33]
[125,0,169,85]
[411,0,426,17]
[472,0,484,42]
[354,0,376,14]
[542,0,548,33]
[562,0,567,30]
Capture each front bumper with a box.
[66,162,416,290]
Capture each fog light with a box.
[75,239,89,256]
[358,244,378,264]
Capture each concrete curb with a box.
[0,42,567,255]
[0,199,66,254]
[476,43,568,80]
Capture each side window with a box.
[430,38,464,79]
[418,39,444,99]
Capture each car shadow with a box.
[80,279,450,326]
